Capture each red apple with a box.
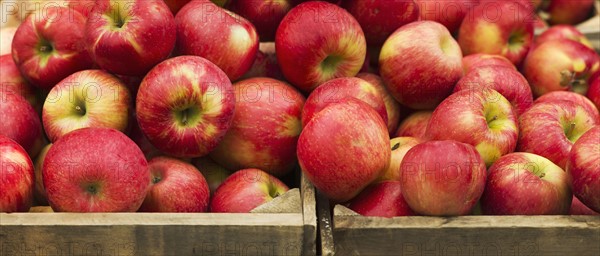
[380,137,420,181]
[535,25,594,50]
[128,116,162,160]
[478,0,536,12]
[139,156,210,212]
[42,70,132,142]
[228,0,294,42]
[400,140,487,216]
[164,0,193,14]
[0,54,37,107]
[356,72,402,134]
[66,0,96,17]
[86,0,176,76]
[0,135,34,212]
[298,98,389,202]
[535,91,600,120]
[209,168,289,213]
[458,1,534,66]
[533,14,549,32]
[480,152,571,215]
[545,0,595,25]
[33,143,52,205]
[0,26,16,55]
[43,128,150,212]
[136,56,235,158]
[462,53,515,74]
[301,77,388,127]
[209,77,305,177]
[395,111,432,140]
[570,196,600,215]
[347,181,416,217]
[276,1,366,92]
[240,42,284,80]
[587,77,600,111]
[192,157,232,194]
[212,0,230,7]
[12,6,93,90]
[426,88,518,167]
[567,125,600,213]
[523,39,600,96]
[380,21,463,110]
[453,65,533,115]
[415,0,479,35]
[518,101,599,169]
[0,92,43,156]
[176,0,259,81]
[343,0,420,46]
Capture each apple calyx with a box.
[107,4,130,30]
[508,32,525,51]
[152,176,161,184]
[321,55,342,75]
[560,70,588,93]
[268,185,281,199]
[39,45,52,53]
[565,122,577,141]
[74,105,86,116]
[36,39,55,66]
[175,106,201,127]
[83,183,100,195]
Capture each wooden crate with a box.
[576,1,600,51]
[317,193,600,256]
[0,174,317,256]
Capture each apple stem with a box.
[391,143,400,151]
[559,70,576,87]
[40,45,50,53]
[181,110,188,125]
[75,105,84,114]
[567,122,576,136]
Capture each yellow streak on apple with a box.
[277,115,301,137]
[203,123,217,137]
[379,36,398,62]
[268,0,291,8]
[3,151,30,170]
[358,80,377,95]
[591,62,600,73]
[229,25,253,55]
[125,33,143,55]
[474,23,502,54]
[475,142,501,167]
[179,66,201,89]
[237,140,274,170]
[572,59,587,73]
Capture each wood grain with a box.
[1,173,319,256]
[320,203,600,256]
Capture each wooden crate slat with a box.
[301,173,317,255]
[317,190,600,256]
[1,214,305,255]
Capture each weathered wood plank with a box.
[334,217,600,256]
[1,213,305,255]
[301,174,317,256]
[331,209,600,256]
[317,194,600,256]
[576,1,599,51]
[317,191,335,256]
[1,171,319,255]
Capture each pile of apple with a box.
[1,0,599,218]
